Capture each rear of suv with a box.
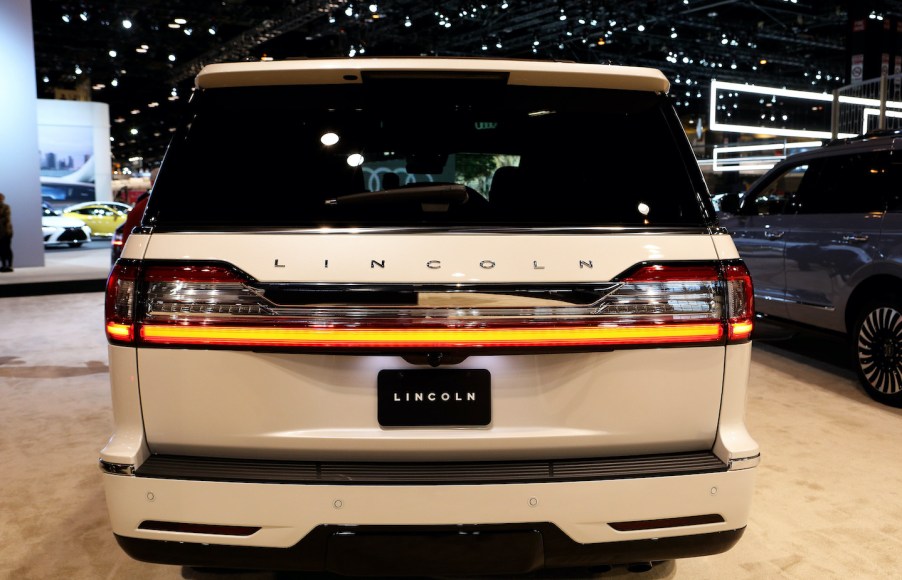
[719,131,902,407]
[101,57,759,576]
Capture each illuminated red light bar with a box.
[105,260,753,349]
[138,322,725,348]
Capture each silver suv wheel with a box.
[854,299,902,406]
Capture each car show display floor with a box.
[2,255,902,579]
[0,245,110,296]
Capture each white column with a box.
[0,0,44,267]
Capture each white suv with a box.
[101,57,759,576]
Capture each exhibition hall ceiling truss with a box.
[31,1,901,167]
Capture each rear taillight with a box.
[104,261,754,350]
[105,261,138,343]
[723,263,755,342]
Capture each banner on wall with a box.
[38,124,95,209]
[851,54,864,84]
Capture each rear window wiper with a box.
[324,184,470,207]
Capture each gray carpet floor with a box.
[2,292,901,580]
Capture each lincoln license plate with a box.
[377,369,491,427]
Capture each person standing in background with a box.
[0,192,13,272]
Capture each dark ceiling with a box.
[30,1,902,170]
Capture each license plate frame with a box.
[377,369,491,427]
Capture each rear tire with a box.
[852,296,902,407]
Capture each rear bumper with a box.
[102,463,756,573]
[116,523,745,575]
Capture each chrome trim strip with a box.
[728,454,761,470]
[756,295,835,312]
[99,459,135,476]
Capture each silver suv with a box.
[101,57,759,575]
[719,131,902,407]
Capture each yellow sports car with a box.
[61,201,131,237]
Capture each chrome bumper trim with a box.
[99,459,135,476]
[728,453,761,470]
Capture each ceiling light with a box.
[122,19,132,29]
[168,23,180,29]
[79,12,88,21]
[62,14,70,23]
[168,54,176,62]
[174,18,187,25]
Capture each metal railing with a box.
[832,72,902,138]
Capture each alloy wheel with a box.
[857,306,902,395]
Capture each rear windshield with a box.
[147,78,709,229]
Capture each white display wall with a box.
[0,0,43,267]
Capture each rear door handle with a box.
[763,230,785,240]
[842,234,869,243]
